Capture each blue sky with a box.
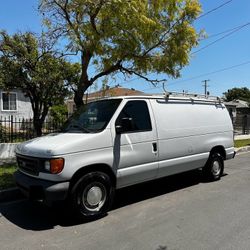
[1,0,250,96]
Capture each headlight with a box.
[44,158,64,174]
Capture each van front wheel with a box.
[71,172,114,221]
[203,153,224,181]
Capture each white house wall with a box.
[0,89,33,119]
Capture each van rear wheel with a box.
[203,153,224,181]
[71,172,114,221]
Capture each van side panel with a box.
[150,99,234,178]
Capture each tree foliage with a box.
[0,31,78,136]
[39,0,202,109]
[49,104,68,124]
[224,87,250,103]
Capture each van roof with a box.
[94,93,223,105]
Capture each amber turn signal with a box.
[50,158,64,174]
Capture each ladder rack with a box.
[162,91,222,104]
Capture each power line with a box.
[168,60,250,86]
[108,1,238,88]
[198,0,233,19]
[204,22,250,40]
[113,58,250,90]
[192,22,250,54]
[115,47,250,88]
[139,60,250,92]
[107,2,236,87]
[112,22,250,87]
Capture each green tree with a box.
[39,0,202,109]
[224,87,250,103]
[0,31,76,136]
[49,104,68,124]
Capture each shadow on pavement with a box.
[0,170,227,231]
[114,169,202,210]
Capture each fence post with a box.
[10,115,14,142]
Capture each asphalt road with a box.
[0,152,250,250]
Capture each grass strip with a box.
[234,139,250,148]
[0,164,17,190]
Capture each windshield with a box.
[62,99,122,133]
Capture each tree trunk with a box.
[73,87,84,110]
[74,76,92,110]
[33,117,43,137]
[32,105,49,137]
[73,51,92,110]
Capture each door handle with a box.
[152,142,157,153]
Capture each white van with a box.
[14,93,235,220]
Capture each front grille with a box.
[17,155,41,176]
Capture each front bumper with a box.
[14,171,70,201]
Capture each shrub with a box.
[0,124,8,143]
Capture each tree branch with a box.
[58,51,78,58]
[141,16,186,57]
[89,0,105,35]
[52,0,85,50]
[90,60,122,83]
[119,66,167,86]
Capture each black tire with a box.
[70,172,114,221]
[203,153,224,181]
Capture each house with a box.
[66,86,145,115]
[224,101,237,123]
[224,99,250,116]
[231,99,250,114]
[0,89,33,120]
[224,99,250,134]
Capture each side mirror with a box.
[115,117,133,134]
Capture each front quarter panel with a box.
[36,129,115,182]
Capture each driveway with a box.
[0,152,250,250]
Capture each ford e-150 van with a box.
[14,93,235,220]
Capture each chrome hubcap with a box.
[212,161,221,176]
[87,186,103,206]
[82,183,106,211]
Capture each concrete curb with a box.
[235,146,250,154]
[0,187,23,203]
[0,158,16,166]
[0,143,19,159]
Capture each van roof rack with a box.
[163,91,222,104]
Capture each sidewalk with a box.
[235,134,250,140]
[0,158,16,166]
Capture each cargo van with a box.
[14,93,235,220]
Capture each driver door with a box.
[111,100,158,188]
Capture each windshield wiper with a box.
[64,124,92,133]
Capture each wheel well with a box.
[210,146,226,159]
[69,164,116,191]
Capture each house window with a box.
[2,92,17,111]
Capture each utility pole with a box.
[202,79,210,97]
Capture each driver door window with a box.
[116,100,152,133]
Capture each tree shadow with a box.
[0,169,227,231]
